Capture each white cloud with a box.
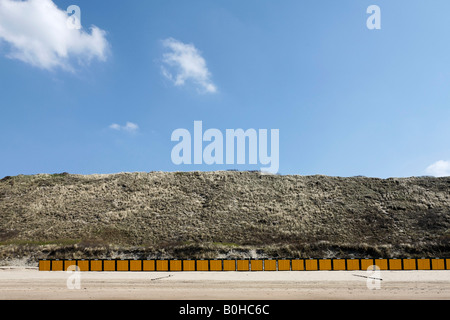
[161,38,217,93]
[425,160,450,177]
[109,123,121,130]
[123,122,139,133]
[109,122,139,133]
[0,0,109,71]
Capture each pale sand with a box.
[0,267,449,300]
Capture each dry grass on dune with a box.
[0,171,449,264]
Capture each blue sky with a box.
[1,0,450,178]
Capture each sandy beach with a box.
[0,267,449,300]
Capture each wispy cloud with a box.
[0,0,109,71]
[425,160,450,177]
[161,37,217,94]
[109,122,139,133]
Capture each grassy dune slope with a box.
[0,171,449,264]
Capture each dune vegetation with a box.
[0,171,449,265]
